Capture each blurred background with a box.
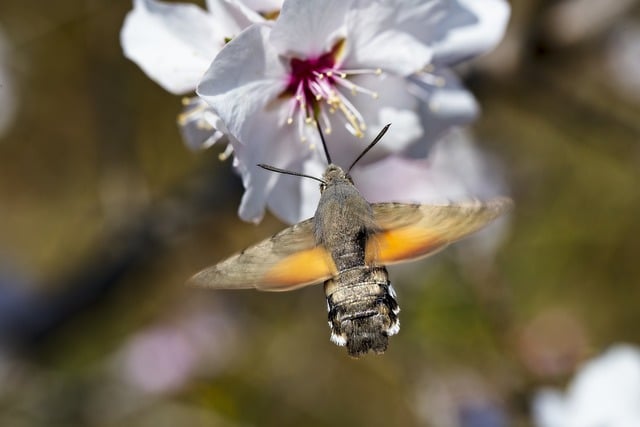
[1,0,639,426]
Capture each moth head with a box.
[321,164,353,192]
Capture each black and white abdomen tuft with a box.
[324,266,400,357]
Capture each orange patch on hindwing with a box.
[263,246,336,290]
[367,226,444,265]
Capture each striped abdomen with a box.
[324,265,400,357]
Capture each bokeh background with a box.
[1,0,639,426]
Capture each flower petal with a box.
[404,69,479,157]
[234,0,283,14]
[343,0,444,74]
[197,24,288,144]
[265,157,325,224]
[121,0,223,94]
[230,107,318,223]
[270,0,352,57]
[431,0,511,65]
[205,0,265,33]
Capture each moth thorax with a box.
[324,266,400,358]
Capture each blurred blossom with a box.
[198,0,510,223]
[0,27,17,139]
[178,97,229,151]
[122,327,197,393]
[117,310,238,394]
[543,0,637,46]
[405,68,479,158]
[516,309,588,379]
[120,0,267,150]
[533,344,640,427]
[414,370,509,427]
[606,21,640,103]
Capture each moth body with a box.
[315,165,400,357]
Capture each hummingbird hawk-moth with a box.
[190,124,511,357]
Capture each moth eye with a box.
[320,183,327,192]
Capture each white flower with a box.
[198,0,440,157]
[198,0,510,223]
[120,0,266,149]
[533,344,640,427]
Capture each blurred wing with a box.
[189,218,336,292]
[367,198,512,265]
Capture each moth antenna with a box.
[315,120,333,165]
[347,123,391,173]
[257,164,327,185]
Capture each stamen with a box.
[318,107,332,135]
[338,67,383,76]
[332,75,379,98]
[177,97,209,126]
[331,90,367,134]
[297,111,307,142]
[196,118,214,130]
[286,86,305,125]
[311,78,334,100]
[218,144,234,161]
[418,72,446,87]
[331,97,364,138]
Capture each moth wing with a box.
[189,218,336,292]
[367,198,512,265]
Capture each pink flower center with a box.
[281,40,382,142]
[285,51,337,105]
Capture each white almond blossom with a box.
[533,344,640,427]
[198,0,510,223]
